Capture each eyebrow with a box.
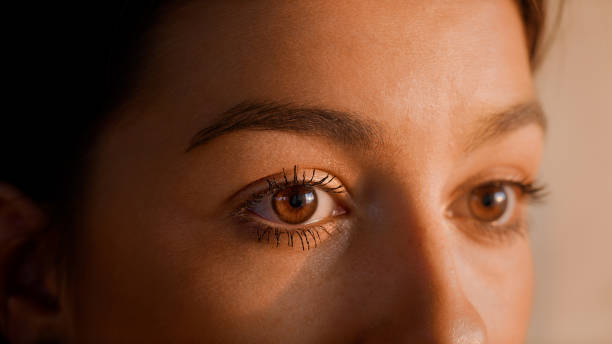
[465,101,547,152]
[186,100,546,153]
[186,101,381,152]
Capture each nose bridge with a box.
[416,227,488,344]
[365,180,488,343]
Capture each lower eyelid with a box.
[445,184,532,244]
[451,207,530,244]
[234,215,347,251]
[474,218,529,242]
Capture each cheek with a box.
[456,238,533,344]
[173,219,359,342]
[69,200,356,342]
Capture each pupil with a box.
[289,193,305,208]
[481,190,506,208]
[482,193,494,207]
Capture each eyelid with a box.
[461,217,528,244]
[248,187,345,226]
[446,178,546,244]
[444,167,535,207]
[228,167,351,250]
[228,167,352,218]
[446,181,534,219]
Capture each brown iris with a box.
[469,184,508,222]
[272,186,318,224]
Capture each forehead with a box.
[133,0,533,143]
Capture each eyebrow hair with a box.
[186,100,546,154]
[186,101,382,152]
[465,101,547,152]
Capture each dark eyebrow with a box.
[465,101,547,152]
[186,101,381,152]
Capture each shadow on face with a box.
[2,0,544,343]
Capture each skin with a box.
[1,0,544,342]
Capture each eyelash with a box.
[233,167,548,249]
[511,180,547,200]
[264,166,345,195]
[248,223,342,251]
[233,166,347,250]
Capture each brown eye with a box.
[469,184,509,222]
[272,186,318,224]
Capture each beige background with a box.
[528,1,612,343]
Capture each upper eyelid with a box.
[444,179,539,221]
[245,177,345,210]
[230,170,351,232]
[265,175,345,194]
[446,185,533,244]
[444,170,534,207]
[254,172,346,203]
[227,167,347,204]
[447,180,544,220]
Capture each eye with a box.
[233,166,350,250]
[468,183,516,224]
[447,179,545,240]
[251,184,346,225]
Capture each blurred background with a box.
[528,1,612,343]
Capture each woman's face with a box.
[67,0,543,342]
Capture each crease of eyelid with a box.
[444,166,546,207]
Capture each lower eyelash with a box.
[234,211,343,251]
[454,179,546,244]
[258,226,319,250]
[254,223,336,250]
[472,218,528,243]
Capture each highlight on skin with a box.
[0,0,548,343]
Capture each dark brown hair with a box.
[520,0,546,65]
[2,0,547,210]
